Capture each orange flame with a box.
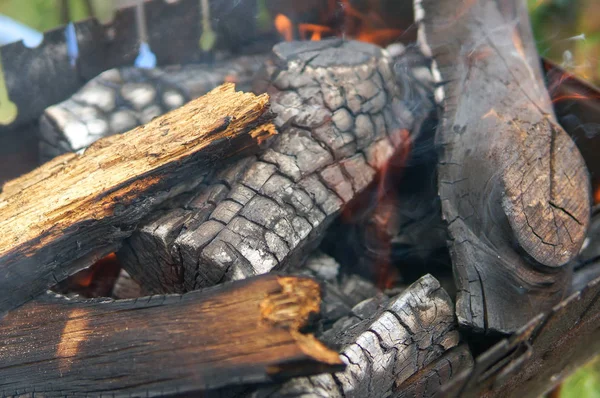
[70,253,119,288]
[275,14,293,42]
[595,186,600,205]
[273,2,402,46]
[298,23,333,41]
[552,93,600,103]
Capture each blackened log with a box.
[249,274,459,398]
[439,272,600,398]
[0,275,343,397]
[322,44,447,282]
[0,84,276,316]
[39,54,267,162]
[416,0,591,333]
[119,39,416,293]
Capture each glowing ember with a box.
[62,253,121,297]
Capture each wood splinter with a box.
[0,83,277,316]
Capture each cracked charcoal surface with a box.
[247,274,459,398]
[118,39,417,293]
[39,55,266,162]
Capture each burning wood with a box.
[0,84,276,316]
[0,275,343,396]
[416,0,591,333]
[118,39,417,294]
[1,0,599,395]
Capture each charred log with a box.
[0,275,343,397]
[39,55,267,162]
[248,274,459,398]
[440,271,600,397]
[118,39,415,293]
[0,84,276,316]
[321,44,447,284]
[416,0,591,333]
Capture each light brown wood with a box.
[0,274,343,396]
[0,83,277,316]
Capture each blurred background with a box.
[0,0,598,396]
[0,0,597,84]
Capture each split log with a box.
[39,54,267,162]
[248,274,459,398]
[0,274,343,397]
[0,84,276,316]
[118,39,416,293]
[416,0,591,332]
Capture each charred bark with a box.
[248,274,459,398]
[118,39,415,293]
[0,84,276,316]
[416,0,591,333]
[0,275,343,397]
[39,55,267,162]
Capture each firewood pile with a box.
[0,0,600,397]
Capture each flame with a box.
[371,129,412,289]
[355,29,403,46]
[273,2,402,46]
[70,253,119,288]
[595,186,600,205]
[552,93,600,103]
[298,24,333,41]
[375,130,411,289]
[275,14,293,42]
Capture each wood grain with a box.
[0,83,276,316]
[416,0,591,333]
[0,274,343,397]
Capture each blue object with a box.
[65,22,79,67]
[134,41,156,69]
[0,15,43,48]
